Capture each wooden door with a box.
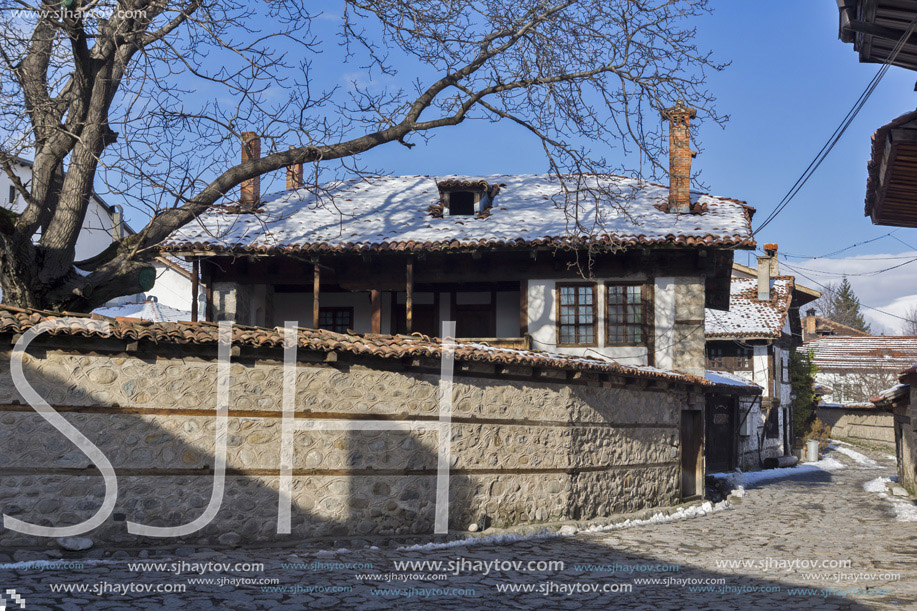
[705,395,736,472]
[681,410,703,499]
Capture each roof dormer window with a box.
[437,179,497,217]
[447,190,476,215]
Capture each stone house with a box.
[704,247,819,470]
[0,303,737,548]
[162,103,755,379]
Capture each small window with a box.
[556,283,596,346]
[607,283,645,345]
[8,186,16,204]
[318,307,353,334]
[449,191,475,215]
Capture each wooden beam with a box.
[191,259,200,323]
[312,261,320,329]
[370,290,382,334]
[406,257,414,333]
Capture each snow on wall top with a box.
[161,174,755,254]
[705,276,794,339]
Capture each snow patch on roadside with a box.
[710,456,846,492]
[395,501,731,551]
[863,477,917,522]
[830,444,880,468]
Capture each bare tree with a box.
[902,305,917,336]
[0,0,725,311]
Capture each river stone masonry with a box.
[0,335,692,549]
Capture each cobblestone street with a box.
[2,444,914,610]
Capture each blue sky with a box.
[350,1,917,332]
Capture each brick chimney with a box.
[803,308,817,340]
[757,243,779,301]
[240,132,260,207]
[661,100,697,213]
[286,146,304,190]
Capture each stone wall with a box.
[0,340,688,549]
[893,389,917,495]
[816,405,895,446]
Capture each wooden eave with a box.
[870,120,917,226]
[839,0,917,72]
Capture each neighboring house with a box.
[103,256,202,321]
[704,246,819,470]
[801,336,917,404]
[1,155,119,261]
[801,311,871,342]
[0,156,200,318]
[161,102,756,377]
[93,297,191,323]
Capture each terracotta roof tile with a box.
[705,276,794,339]
[0,305,714,387]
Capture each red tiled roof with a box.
[801,336,917,373]
[0,304,715,387]
[705,276,794,339]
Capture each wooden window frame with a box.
[707,343,753,372]
[605,282,650,347]
[555,282,598,347]
[318,306,354,334]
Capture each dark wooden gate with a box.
[680,410,703,499]
[705,395,736,472]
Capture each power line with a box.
[752,16,917,236]
[779,259,912,325]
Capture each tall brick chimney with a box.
[661,100,697,213]
[286,146,304,190]
[757,243,779,301]
[240,132,260,207]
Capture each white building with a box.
[704,251,819,470]
[1,156,200,320]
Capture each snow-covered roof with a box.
[161,174,755,254]
[801,336,917,372]
[93,300,190,323]
[705,370,763,391]
[705,276,794,339]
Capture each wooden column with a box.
[191,259,200,323]
[312,261,320,329]
[406,258,414,334]
[370,290,382,334]
[203,260,213,323]
[519,279,528,337]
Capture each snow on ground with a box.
[396,501,731,551]
[829,442,880,468]
[709,456,846,492]
[863,477,917,522]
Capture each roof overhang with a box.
[838,0,917,72]
[866,110,917,226]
